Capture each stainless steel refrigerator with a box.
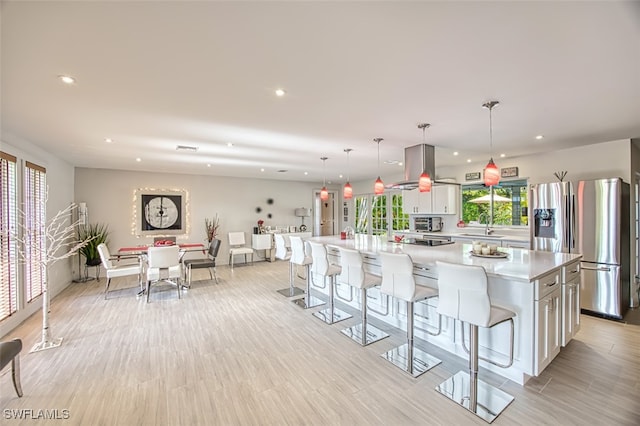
[530,178,630,319]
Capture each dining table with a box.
[116,243,206,296]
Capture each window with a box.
[461,179,528,226]
[24,161,46,302]
[355,195,369,234]
[391,193,409,231]
[0,151,18,321]
[371,195,388,235]
[355,192,408,236]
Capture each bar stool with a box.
[308,242,352,324]
[379,251,441,378]
[337,247,389,345]
[276,234,304,297]
[434,261,515,423]
[290,236,325,309]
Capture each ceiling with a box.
[2,1,640,185]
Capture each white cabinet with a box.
[403,186,458,215]
[431,185,458,215]
[402,190,431,214]
[561,260,581,346]
[534,270,562,375]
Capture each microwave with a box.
[414,217,443,232]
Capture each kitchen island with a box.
[307,235,582,385]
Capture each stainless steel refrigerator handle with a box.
[563,194,570,249]
[570,194,576,249]
[581,265,611,272]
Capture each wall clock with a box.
[141,194,182,231]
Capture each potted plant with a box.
[78,223,109,267]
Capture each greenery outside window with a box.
[461,179,528,226]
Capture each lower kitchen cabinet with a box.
[534,285,562,375]
[561,260,581,346]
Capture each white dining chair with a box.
[146,245,182,302]
[228,231,254,269]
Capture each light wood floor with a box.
[1,261,639,425]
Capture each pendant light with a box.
[373,138,384,195]
[417,123,432,192]
[343,148,353,199]
[320,156,329,201]
[482,101,500,187]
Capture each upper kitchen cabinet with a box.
[402,189,432,214]
[403,185,458,215]
[431,184,458,215]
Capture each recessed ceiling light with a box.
[453,151,459,156]
[227,142,234,147]
[304,171,308,175]
[535,135,544,140]
[104,138,113,143]
[136,158,142,162]
[207,164,211,168]
[500,153,506,158]
[260,168,265,172]
[58,75,75,84]
[275,88,286,97]
[339,174,343,179]
[398,162,403,167]
[467,159,472,163]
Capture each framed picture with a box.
[501,166,519,178]
[133,188,188,237]
[465,172,481,181]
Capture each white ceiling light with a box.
[453,151,459,156]
[104,138,113,143]
[227,142,234,147]
[136,158,142,162]
[536,135,544,140]
[275,89,286,97]
[500,153,506,158]
[58,75,75,84]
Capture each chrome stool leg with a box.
[435,323,514,423]
[293,264,325,309]
[277,262,305,297]
[381,301,441,378]
[341,288,388,345]
[313,274,352,324]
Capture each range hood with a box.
[386,144,436,190]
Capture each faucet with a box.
[478,212,494,236]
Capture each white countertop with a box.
[308,235,581,282]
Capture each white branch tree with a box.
[13,200,94,352]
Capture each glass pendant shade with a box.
[484,158,500,186]
[374,177,384,195]
[343,182,353,199]
[419,172,432,192]
[320,186,329,201]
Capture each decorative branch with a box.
[554,171,568,182]
[205,214,220,243]
[12,193,95,353]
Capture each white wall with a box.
[73,168,329,267]
[0,135,75,338]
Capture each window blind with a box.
[24,161,46,302]
[0,151,18,320]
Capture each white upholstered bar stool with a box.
[337,247,389,345]
[290,236,325,309]
[276,234,304,297]
[434,261,515,423]
[379,252,442,378]
[308,242,352,324]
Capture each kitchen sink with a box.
[459,233,504,238]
